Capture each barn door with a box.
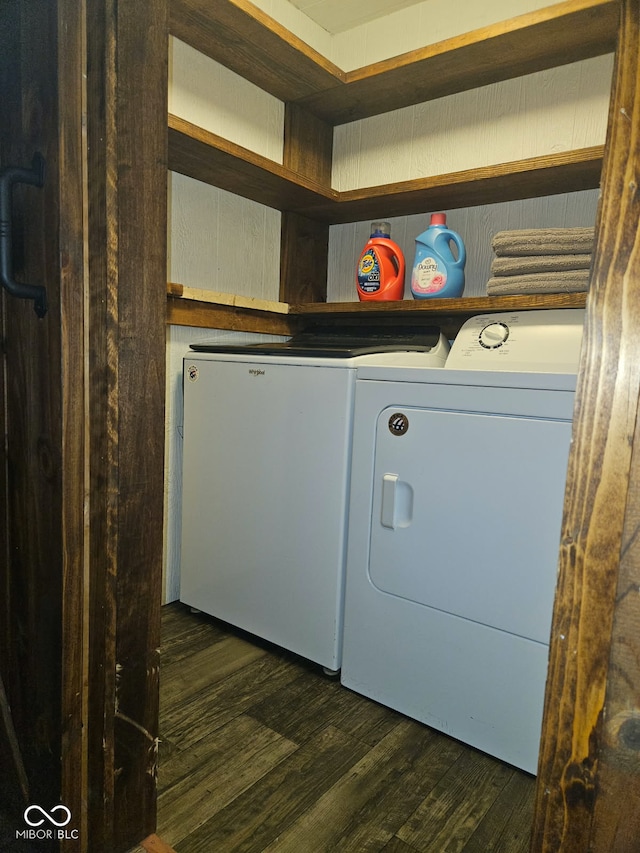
[0,3,83,850]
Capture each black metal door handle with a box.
[0,153,47,318]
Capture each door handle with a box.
[381,473,399,528]
[0,153,47,317]
[381,473,414,530]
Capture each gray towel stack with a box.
[487,227,595,295]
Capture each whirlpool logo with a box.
[17,804,78,841]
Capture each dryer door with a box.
[369,405,571,644]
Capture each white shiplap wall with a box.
[164,2,613,601]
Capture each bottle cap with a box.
[370,221,391,238]
[430,213,447,226]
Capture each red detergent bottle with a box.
[356,222,406,301]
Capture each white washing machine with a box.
[180,328,449,673]
[341,309,584,773]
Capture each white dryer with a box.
[341,309,584,773]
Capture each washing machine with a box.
[341,309,584,773]
[179,327,449,673]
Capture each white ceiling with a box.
[287,0,426,34]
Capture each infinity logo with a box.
[24,805,71,827]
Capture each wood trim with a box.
[85,1,115,845]
[167,283,289,314]
[85,0,168,849]
[58,0,89,847]
[532,0,640,848]
[167,296,299,335]
[111,0,167,847]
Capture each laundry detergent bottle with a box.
[356,222,405,301]
[411,213,466,299]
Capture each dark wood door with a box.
[0,3,82,849]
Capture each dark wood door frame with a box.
[83,0,168,850]
[532,0,640,849]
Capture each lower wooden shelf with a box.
[290,293,588,338]
[167,286,587,339]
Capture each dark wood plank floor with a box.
[156,603,535,853]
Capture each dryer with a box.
[341,309,584,773]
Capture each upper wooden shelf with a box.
[168,117,604,222]
[168,115,336,211]
[169,0,344,104]
[169,0,619,125]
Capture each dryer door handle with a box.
[381,474,413,530]
[381,474,398,528]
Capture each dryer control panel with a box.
[446,309,585,373]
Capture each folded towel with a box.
[490,253,592,276]
[492,227,595,257]
[486,270,590,295]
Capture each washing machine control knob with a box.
[479,322,509,349]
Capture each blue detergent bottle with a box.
[411,213,466,299]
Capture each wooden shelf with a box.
[298,0,619,124]
[168,115,336,211]
[169,0,618,125]
[167,0,608,323]
[167,285,299,334]
[167,288,588,338]
[168,117,604,220]
[169,0,344,104]
[292,293,589,338]
[298,148,605,223]
[290,293,587,318]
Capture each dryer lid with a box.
[190,326,443,358]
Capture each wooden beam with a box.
[85,0,168,849]
[279,104,332,304]
[532,0,640,849]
